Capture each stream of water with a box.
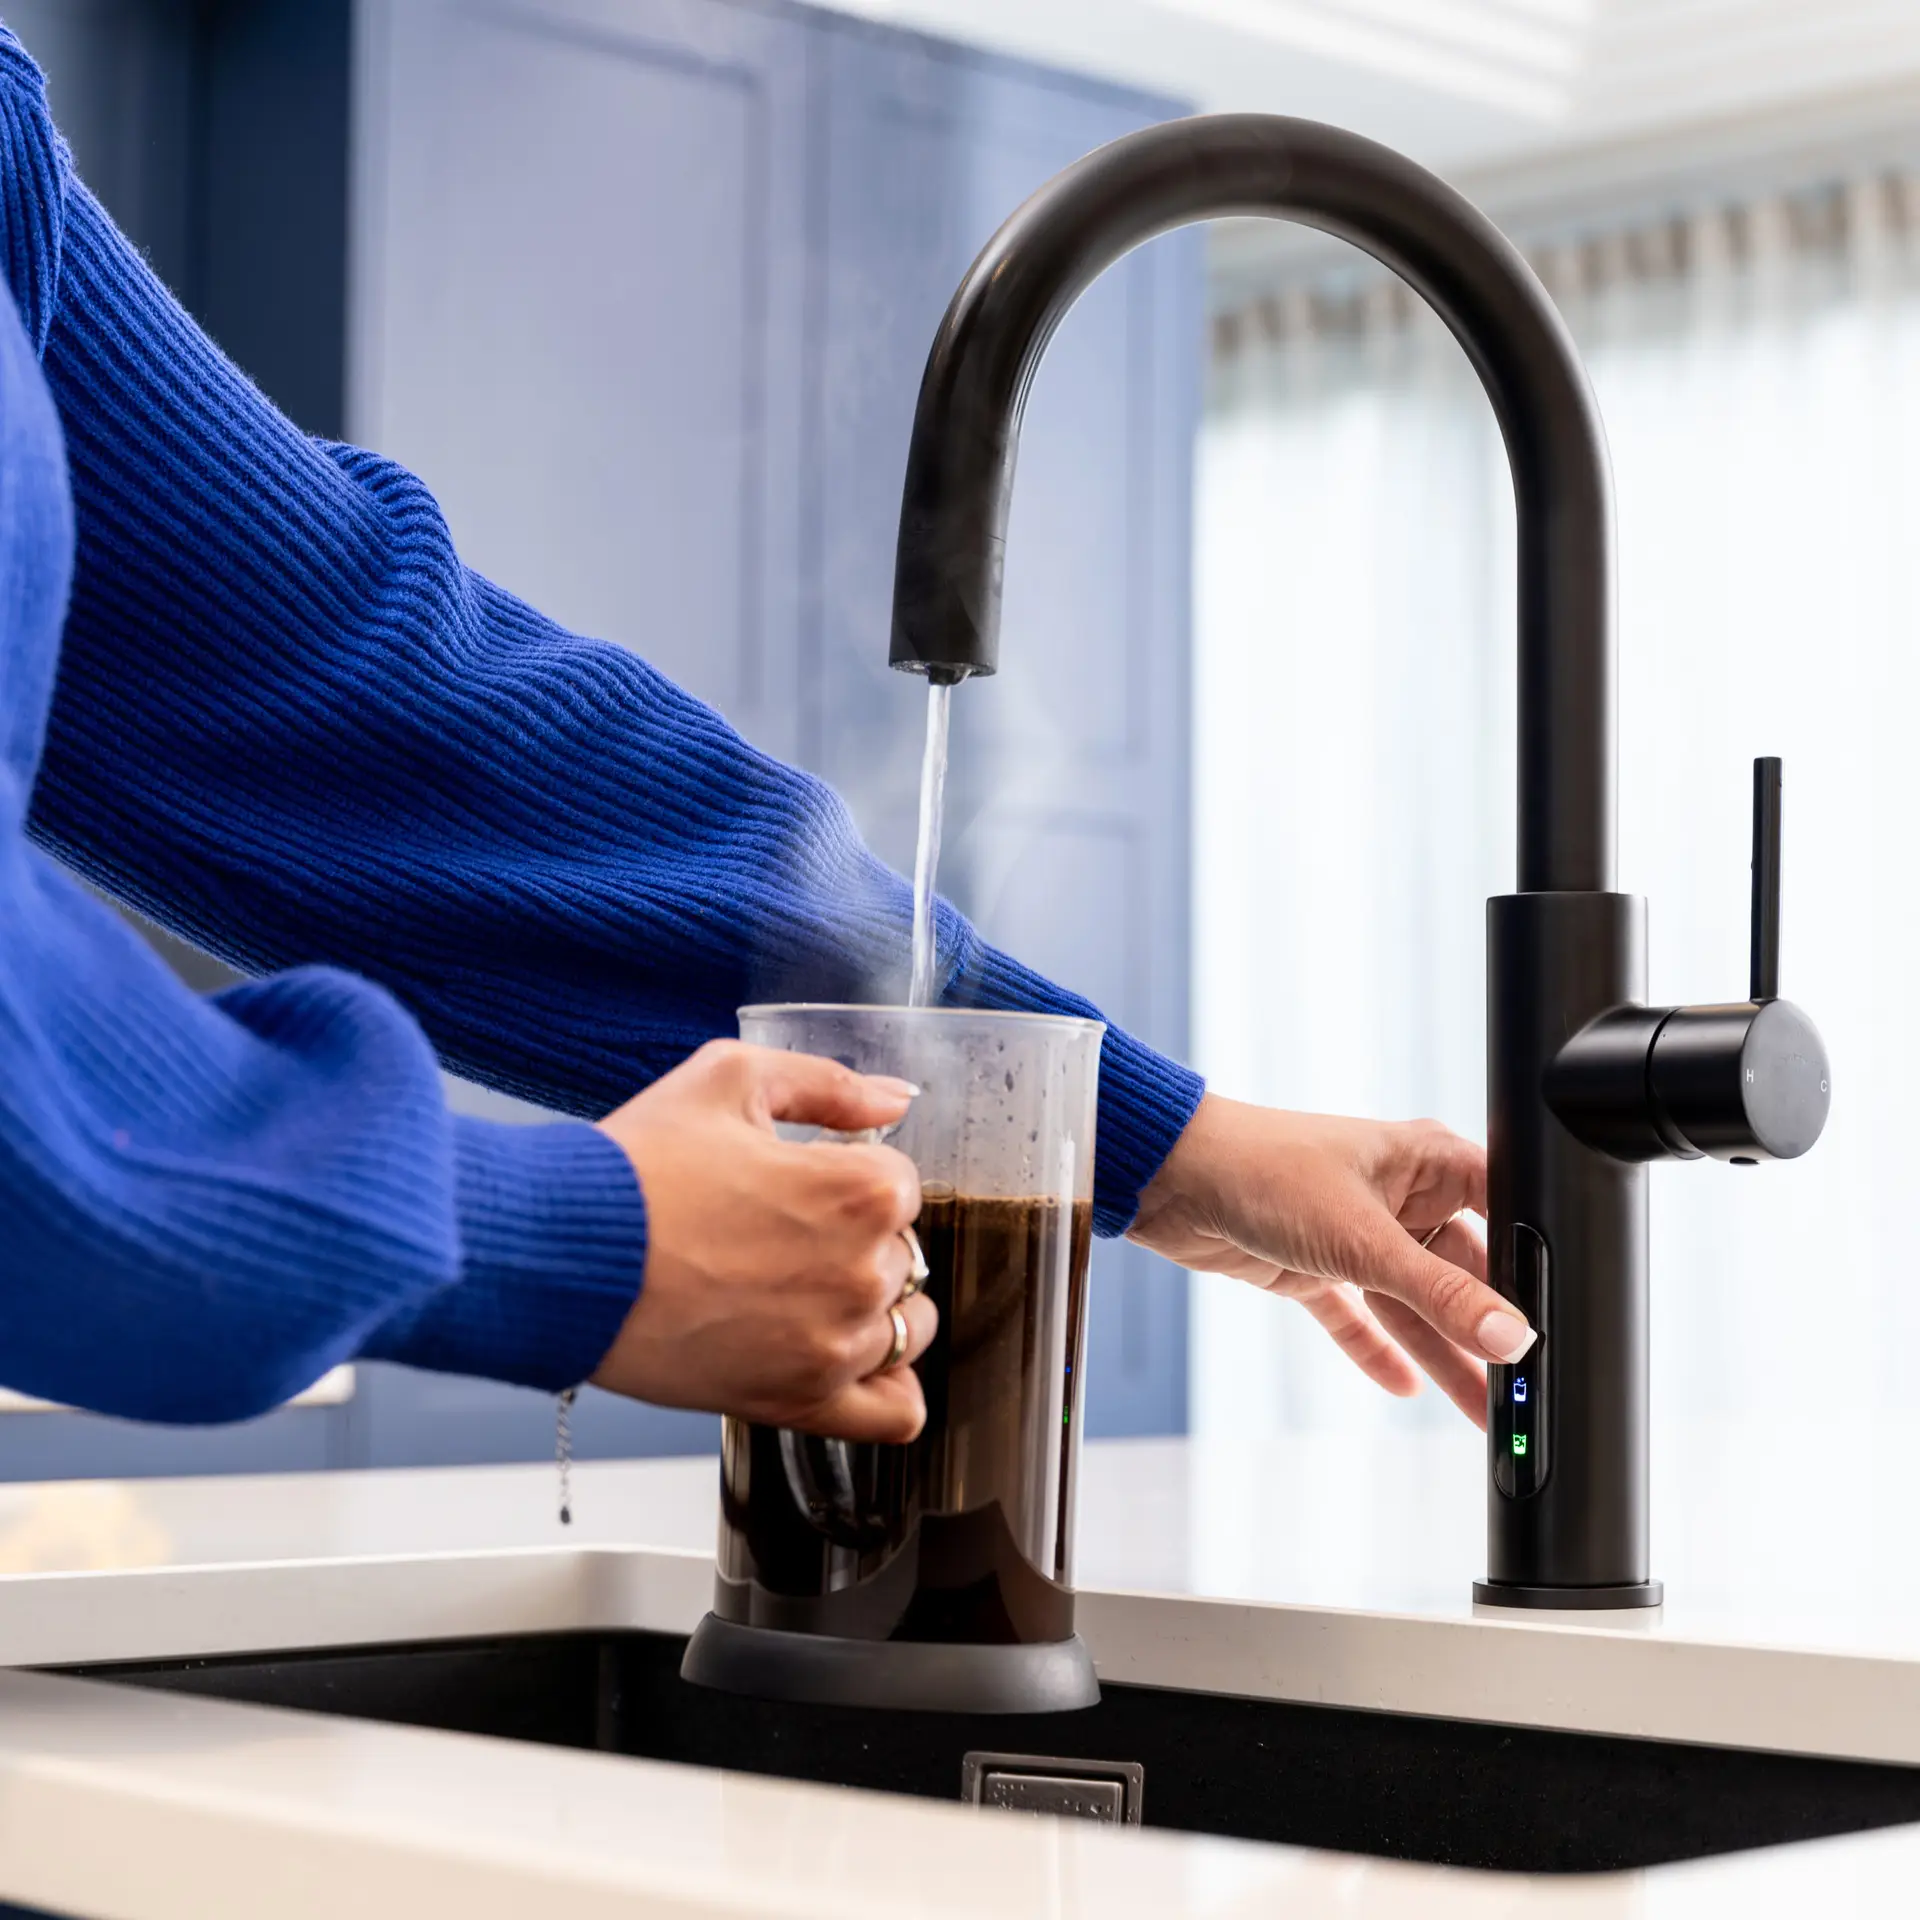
[907,677,953,1008]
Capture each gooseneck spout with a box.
[889,114,1614,894]
[889,114,1829,1612]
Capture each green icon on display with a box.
[1511,1434,1528,1457]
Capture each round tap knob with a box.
[1644,998,1829,1162]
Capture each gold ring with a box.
[881,1304,910,1372]
[898,1224,930,1299]
[1419,1216,1456,1250]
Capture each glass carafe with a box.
[688,1003,1103,1711]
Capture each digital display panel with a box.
[1493,1224,1548,1498]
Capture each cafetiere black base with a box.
[680,1614,1100,1714]
[1473,1579,1664,1610]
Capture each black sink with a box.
[65,1630,1920,1875]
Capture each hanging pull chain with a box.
[556,1387,578,1526]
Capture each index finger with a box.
[1360,1216,1535,1365]
[739,1047,919,1135]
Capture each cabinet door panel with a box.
[358,0,809,761]
[815,24,1200,1435]
[352,1364,716,1470]
[0,1406,346,1483]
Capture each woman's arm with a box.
[0,736,646,1422]
[16,65,1202,1239]
[0,38,650,1420]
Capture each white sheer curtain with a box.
[1189,173,1920,1608]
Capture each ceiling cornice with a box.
[821,0,1920,181]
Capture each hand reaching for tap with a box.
[1128,1096,1527,1428]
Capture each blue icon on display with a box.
[1512,1378,1528,1404]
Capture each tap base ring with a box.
[1472,1578,1663,1610]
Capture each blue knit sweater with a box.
[0,32,1203,1424]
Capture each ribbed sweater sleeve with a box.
[0,39,647,1421]
[14,61,1204,1236]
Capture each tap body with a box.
[888,116,1828,1606]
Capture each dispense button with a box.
[1493,1224,1549,1499]
[1512,1222,1548,1324]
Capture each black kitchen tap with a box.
[887,115,1830,1608]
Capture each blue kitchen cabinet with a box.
[350,1364,718,1470]
[356,0,817,767]
[811,20,1200,1435]
[0,0,365,1485]
[346,0,821,1464]
[0,1401,349,1486]
[359,0,1197,1456]
[5,0,1198,1474]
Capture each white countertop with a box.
[8,1417,1912,1643]
[0,1434,1916,1916]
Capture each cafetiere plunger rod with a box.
[886,115,1831,1608]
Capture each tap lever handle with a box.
[1551,750,1829,1163]
[1750,756,1782,1002]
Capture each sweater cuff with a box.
[943,914,1206,1238]
[367,1117,646,1390]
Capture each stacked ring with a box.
[881,1304,910,1372]
[898,1224,930,1300]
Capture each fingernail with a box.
[1476,1310,1537,1363]
[869,1076,920,1100]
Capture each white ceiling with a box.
[827,0,1920,172]
[1566,0,1920,150]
